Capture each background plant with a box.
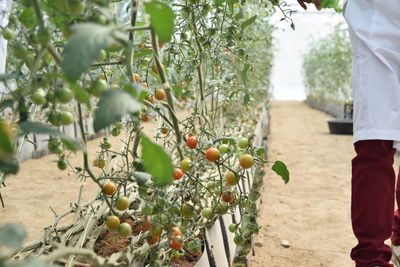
[303,23,352,104]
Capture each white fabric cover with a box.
[344,0,400,149]
[0,0,13,93]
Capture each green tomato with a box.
[53,0,68,12]
[206,181,216,189]
[213,188,221,196]
[201,208,213,219]
[156,198,166,208]
[186,239,202,254]
[36,28,51,45]
[215,203,229,215]
[180,158,192,172]
[102,141,112,149]
[66,0,85,15]
[159,214,169,225]
[49,111,62,126]
[111,128,121,137]
[60,111,74,125]
[97,49,107,61]
[48,140,64,155]
[13,44,28,60]
[55,88,73,103]
[218,144,230,154]
[234,235,245,246]
[114,121,123,129]
[115,196,130,211]
[170,206,180,216]
[142,203,154,216]
[57,159,68,170]
[181,203,195,218]
[90,79,108,97]
[228,223,238,233]
[2,29,14,41]
[31,89,46,105]
[238,138,249,149]
[118,222,132,237]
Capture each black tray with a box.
[327,119,353,135]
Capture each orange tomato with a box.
[225,171,238,186]
[205,148,220,162]
[140,113,150,122]
[133,73,140,83]
[106,215,120,230]
[239,154,254,169]
[103,182,117,196]
[152,64,164,75]
[154,89,166,101]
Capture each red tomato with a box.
[139,217,152,232]
[221,191,235,203]
[173,168,184,180]
[146,234,160,245]
[168,226,182,237]
[186,136,197,149]
[169,236,183,250]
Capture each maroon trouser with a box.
[351,140,400,267]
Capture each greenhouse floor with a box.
[251,101,400,267]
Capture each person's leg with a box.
[351,140,396,267]
[391,167,400,246]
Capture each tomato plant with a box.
[0,0,292,265]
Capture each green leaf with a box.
[272,161,289,184]
[0,158,19,175]
[61,23,116,81]
[241,63,250,87]
[18,8,37,29]
[241,15,257,30]
[70,82,90,106]
[93,90,141,132]
[141,136,173,187]
[18,121,82,151]
[213,136,237,145]
[243,92,250,105]
[134,49,153,58]
[144,1,175,43]
[0,99,14,111]
[0,224,27,249]
[255,147,265,156]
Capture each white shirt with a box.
[344,0,400,149]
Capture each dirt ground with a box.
[250,101,400,267]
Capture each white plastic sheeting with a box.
[0,0,13,93]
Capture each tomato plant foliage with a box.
[0,0,290,265]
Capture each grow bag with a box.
[327,119,353,135]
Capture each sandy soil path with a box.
[251,101,400,267]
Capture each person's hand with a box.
[297,0,321,10]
